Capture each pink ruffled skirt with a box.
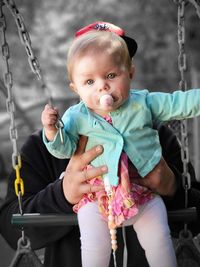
[73,159,153,227]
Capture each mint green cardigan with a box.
[43,89,200,186]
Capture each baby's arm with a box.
[41,104,59,141]
[147,89,200,121]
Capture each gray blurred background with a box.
[0,0,200,266]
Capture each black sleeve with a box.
[156,122,196,209]
[0,130,76,250]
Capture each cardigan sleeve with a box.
[147,89,200,122]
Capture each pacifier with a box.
[100,94,114,107]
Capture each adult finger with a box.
[80,183,104,194]
[70,144,104,171]
[79,145,104,169]
[80,165,108,183]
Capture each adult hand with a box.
[62,136,107,204]
[132,158,176,196]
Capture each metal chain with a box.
[0,0,64,196]
[0,1,25,197]
[1,0,64,188]
[174,0,191,235]
[18,191,26,243]
[178,0,191,187]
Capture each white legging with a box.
[77,195,177,267]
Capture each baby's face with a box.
[70,52,134,116]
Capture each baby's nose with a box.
[98,80,109,92]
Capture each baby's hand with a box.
[41,104,59,140]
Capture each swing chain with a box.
[1,2,30,246]
[175,0,194,237]
[176,0,191,191]
[0,1,25,197]
[1,0,63,195]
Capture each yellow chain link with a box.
[14,155,24,196]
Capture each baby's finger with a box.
[48,117,58,125]
[44,104,53,111]
[45,104,58,115]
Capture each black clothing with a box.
[0,124,199,267]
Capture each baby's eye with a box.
[87,79,94,85]
[107,73,116,79]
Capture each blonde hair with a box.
[67,31,132,82]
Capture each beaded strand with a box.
[104,176,117,267]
